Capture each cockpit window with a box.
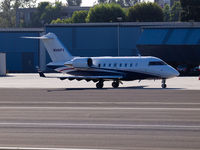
[149,61,166,66]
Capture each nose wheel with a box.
[161,79,167,88]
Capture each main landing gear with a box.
[112,81,119,88]
[161,79,167,88]
[96,80,104,89]
[96,80,121,89]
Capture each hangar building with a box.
[137,25,200,74]
[45,23,142,56]
[0,22,200,73]
[0,28,43,72]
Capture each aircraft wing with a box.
[38,72,123,81]
[59,75,123,81]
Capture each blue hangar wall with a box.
[0,29,43,72]
[2,22,200,73]
[46,22,199,67]
[45,23,142,64]
[137,27,200,66]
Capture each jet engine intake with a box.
[66,57,93,68]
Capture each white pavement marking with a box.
[0,107,200,111]
[1,102,200,105]
[0,147,110,150]
[0,122,200,130]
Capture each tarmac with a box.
[0,74,200,150]
[0,73,200,89]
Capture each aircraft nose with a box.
[172,68,180,77]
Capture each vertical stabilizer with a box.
[41,32,72,62]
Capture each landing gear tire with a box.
[112,81,119,88]
[96,81,104,89]
[162,83,167,88]
[161,79,167,89]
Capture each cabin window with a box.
[149,61,166,66]
[98,64,101,67]
[130,64,133,67]
[119,64,122,67]
[114,63,117,67]
[125,63,127,67]
[103,64,106,67]
[109,64,111,67]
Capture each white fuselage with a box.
[53,56,179,81]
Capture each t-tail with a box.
[23,32,73,62]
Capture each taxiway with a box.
[0,74,199,149]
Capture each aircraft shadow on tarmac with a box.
[47,86,183,92]
[0,75,14,78]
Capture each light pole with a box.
[117,17,122,56]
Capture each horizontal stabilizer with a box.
[21,36,53,40]
[22,32,72,62]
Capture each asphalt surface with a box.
[0,74,200,89]
[0,88,200,150]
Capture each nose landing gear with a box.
[161,79,167,88]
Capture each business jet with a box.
[24,32,179,89]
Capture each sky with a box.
[82,0,97,6]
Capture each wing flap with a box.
[62,75,123,80]
[38,72,123,81]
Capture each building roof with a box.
[0,28,44,32]
[47,22,200,28]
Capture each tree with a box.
[0,0,36,27]
[51,18,72,24]
[98,0,116,3]
[66,0,82,6]
[13,0,36,9]
[170,1,181,21]
[127,2,164,22]
[71,10,88,23]
[86,3,126,23]
[0,0,15,27]
[31,2,63,27]
[170,0,179,6]
[180,0,200,21]
[163,4,170,21]
[123,0,140,6]
[98,0,140,7]
[51,10,87,24]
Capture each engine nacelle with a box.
[66,57,93,68]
